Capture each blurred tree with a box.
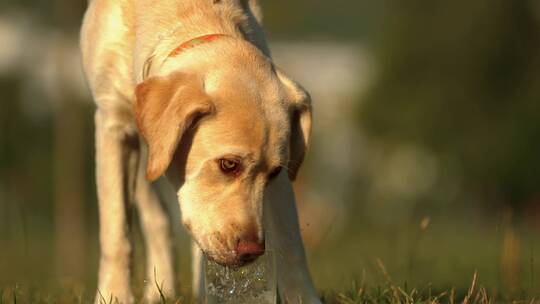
[1,0,85,32]
[51,0,89,281]
[262,0,382,41]
[358,0,540,210]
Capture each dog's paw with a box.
[142,284,175,304]
[281,291,322,304]
[279,279,322,304]
[94,290,134,304]
[277,265,321,304]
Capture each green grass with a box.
[2,278,539,304]
[1,208,538,303]
[2,268,539,304]
[319,271,538,304]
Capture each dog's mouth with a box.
[204,251,260,268]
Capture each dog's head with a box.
[134,42,311,266]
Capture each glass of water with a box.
[204,251,276,304]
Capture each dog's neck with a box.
[133,0,266,83]
[141,33,230,80]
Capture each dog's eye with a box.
[219,159,240,175]
[268,166,282,180]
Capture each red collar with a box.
[166,33,228,58]
[142,33,228,80]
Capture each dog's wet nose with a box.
[236,239,265,262]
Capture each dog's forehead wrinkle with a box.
[203,58,283,103]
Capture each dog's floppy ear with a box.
[276,69,312,180]
[135,72,214,181]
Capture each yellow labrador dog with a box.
[80,0,320,303]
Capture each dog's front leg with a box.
[135,149,176,302]
[265,173,321,304]
[94,110,137,304]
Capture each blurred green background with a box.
[0,0,539,301]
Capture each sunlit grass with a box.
[2,273,539,304]
[1,209,538,303]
